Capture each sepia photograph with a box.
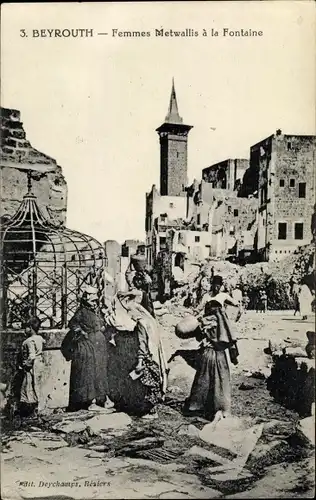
[1,1,315,499]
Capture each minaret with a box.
[156,79,193,196]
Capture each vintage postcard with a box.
[1,1,315,499]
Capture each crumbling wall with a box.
[202,158,249,191]
[1,107,67,224]
[211,195,258,256]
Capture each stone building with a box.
[202,158,249,191]
[145,184,187,265]
[209,195,258,261]
[1,107,67,225]
[121,239,145,258]
[186,180,258,262]
[246,130,316,261]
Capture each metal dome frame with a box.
[0,172,106,331]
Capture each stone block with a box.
[296,416,315,448]
[185,445,232,465]
[52,420,88,434]
[178,424,200,437]
[86,412,132,434]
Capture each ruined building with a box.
[242,130,316,261]
[202,158,249,192]
[1,107,67,225]
[145,82,316,273]
[186,180,258,263]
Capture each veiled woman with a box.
[183,298,240,422]
[298,283,313,320]
[107,294,168,419]
[61,286,112,412]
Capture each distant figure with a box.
[125,245,149,290]
[256,289,267,313]
[298,283,313,320]
[242,293,250,311]
[291,279,300,316]
[19,317,45,417]
[184,292,194,308]
[232,284,243,307]
[199,275,242,320]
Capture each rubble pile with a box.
[266,332,315,417]
[239,243,315,310]
[291,243,315,290]
[170,242,315,311]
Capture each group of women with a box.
[60,273,167,419]
[21,270,307,423]
[15,272,242,421]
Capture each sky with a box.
[1,1,315,244]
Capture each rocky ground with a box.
[1,310,315,500]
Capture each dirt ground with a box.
[1,310,315,499]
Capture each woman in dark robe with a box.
[61,286,112,411]
[183,298,240,421]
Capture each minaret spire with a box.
[165,78,183,124]
[156,80,193,197]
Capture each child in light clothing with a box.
[19,317,45,416]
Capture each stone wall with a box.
[252,131,315,261]
[202,158,249,191]
[1,107,67,225]
[272,134,315,245]
[211,194,258,256]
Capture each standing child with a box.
[19,317,45,417]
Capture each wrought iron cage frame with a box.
[1,173,106,331]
